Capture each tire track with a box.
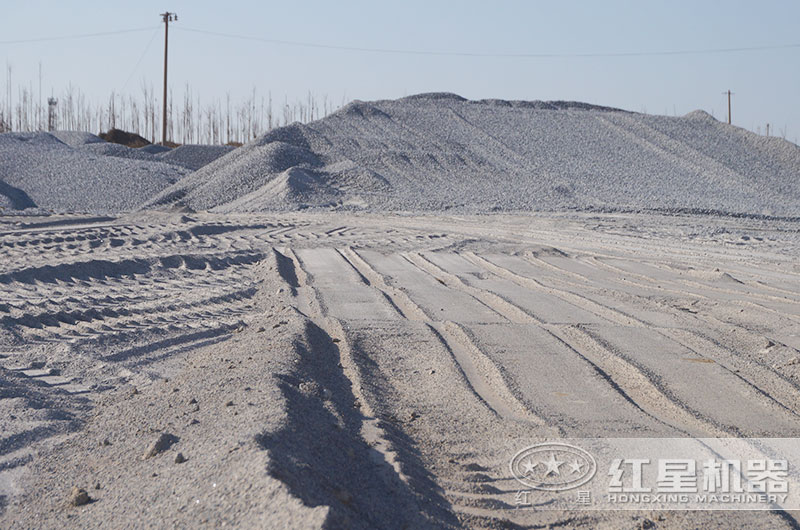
[456,251,800,436]
[409,251,720,436]
[283,247,426,495]
[522,251,800,416]
[341,248,546,425]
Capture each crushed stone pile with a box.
[147,93,800,218]
[0,132,187,213]
[51,131,106,147]
[0,133,235,213]
[156,144,235,171]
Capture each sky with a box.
[2,0,799,141]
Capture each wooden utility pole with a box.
[160,11,177,145]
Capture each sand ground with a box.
[1,210,799,528]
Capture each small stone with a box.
[332,338,341,343]
[225,401,234,407]
[94,482,101,490]
[175,453,187,464]
[68,486,91,507]
[188,398,197,405]
[142,432,177,460]
[429,369,436,375]
[299,381,321,396]
[189,419,200,425]
[257,327,265,333]
[100,438,111,447]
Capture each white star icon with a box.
[543,453,564,476]
[569,459,584,474]
[522,459,538,475]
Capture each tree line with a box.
[0,80,343,145]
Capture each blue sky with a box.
[3,0,799,141]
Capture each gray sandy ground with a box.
[1,210,799,528]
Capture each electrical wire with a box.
[177,26,800,58]
[2,24,796,58]
[0,27,158,45]
[121,28,161,91]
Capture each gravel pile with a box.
[79,142,156,161]
[140,144,172,155]
[147,93,800,217]
[51,131,106,147]
[156,144,235,171]
[0,133,237,213]
[0,132,188,213]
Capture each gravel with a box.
[146,93,800,217]
[156,144,235,171]
[0,133,234,213]
[51,131,106,147]
[5,94,799,217]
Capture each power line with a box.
[121,28,160,91]
[0,27,158,45]
[176,27,800,58]
[2,23,797,58]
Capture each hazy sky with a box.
[3,0,799,141]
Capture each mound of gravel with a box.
[51,131,106,147]
[140,144,172,155]
[0,132,190,213]
[79,141,157,161]
[147,93,800,217]
[156,144,235,171]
